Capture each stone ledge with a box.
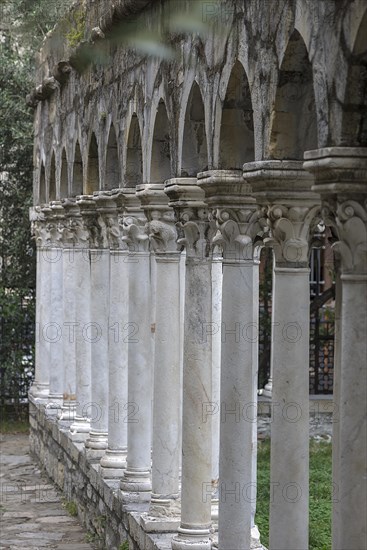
[29,398,177,550]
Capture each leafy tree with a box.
[0,0,72,418]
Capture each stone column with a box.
[136,183,181,531]
[165,178,212,550]
[199,170,262,550]
[211,246,222,525]
[244,160,320,550]
[45,201,65,410]
[58,200,79,423]
[100,191,129,477]
[29,206,53,401]
[304,147,367,550]
[84,193,113,460]
[119,189,153,501]
[69,198,92,439]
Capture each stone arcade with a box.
[28,1,366,549]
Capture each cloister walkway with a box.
[0,433,95,550]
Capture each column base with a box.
[171,526,212,550]
[140,513,180,533]
[57,402,76,423]
[120,468,152,502]
[211,526,266,550]
[29,383,49,401]
[100,449,127,478]
[69,416,91,441]
[45,394,63,415]
[85,431,108,461]
[141,493,181,531]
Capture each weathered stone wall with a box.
[29,398,177,550]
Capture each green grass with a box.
[0,418,29,434]
[62,499,78,517]
[256,439,332,549]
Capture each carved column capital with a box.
[136,183,178,254]
[197,170,264,261]
[164,177,213,260]
[243,160,321,267]
[93,191,119,249]
[76,195,99,248]
[60,198,88,248]
[304,147,367,275]
[29,205,53,248]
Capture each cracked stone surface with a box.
[0,433,96,550]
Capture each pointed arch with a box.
[85,133,99,194]
[219,60,254,169]
[60,149,68,198]
[72,141,83,196]
[269,29,317,159]
[341,10,367,146]
[39,164,46,204]
[125,114,143,187]
[49,152,56,202]
[150,101,171,183]
[105,124,120,190]
[181,82,208,176]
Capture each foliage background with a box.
[0,0,72,417]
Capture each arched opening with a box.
[72,141,83,196]
[269,30,317,159]
[150,101,171,183]
[39,164,46,204]
[181,82,208,176]
[60,149,68,198]
[85,133,99,194]
[341,10,367,146]
[49,153,56,202]
[125,114,143,187]
[219,61,254,168]
[106,124,120,190]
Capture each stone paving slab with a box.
[0,433,96,550]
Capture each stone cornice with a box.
[242,160,317,206]
[303,147,367,196]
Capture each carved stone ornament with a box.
[197,170,265,262]
[263,203,321,266]
[121,215,149,253]
[322,199,367,274]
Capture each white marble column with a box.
[211,248,222,525]
[119,189,153,500]
[199,170,262,550]
[84,193,113,460]
[58,201,78,423]
[46,202,65,410]
[100,191,128,477]
[244,160,320,550]
[29,206,52,401]
[165,177,212,550]
[304,147,367,550]
[69,198,92,439]
[137,183,181,530]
